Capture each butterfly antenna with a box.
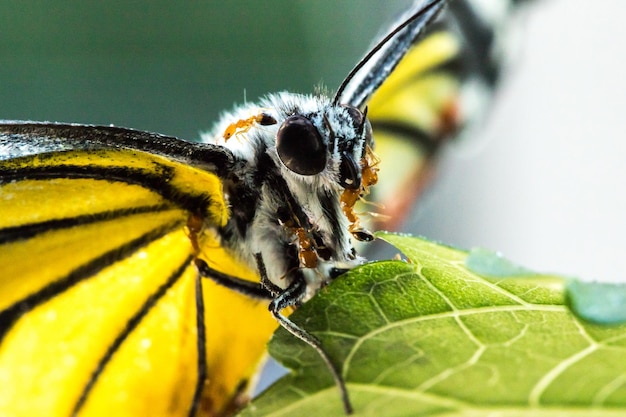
[333,0,444,106]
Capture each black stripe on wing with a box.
[71,254,198,417]
[455,8,497,84]
[189,273,207,417]
[0,163,215,216]
[0,220,184,342]
[371,120,440,156]
[0,205,172,245]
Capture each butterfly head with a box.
[275,100,372,189]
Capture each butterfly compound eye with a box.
[276,115,327,175]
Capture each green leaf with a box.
[238,233,626,416]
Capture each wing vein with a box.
[71,254,194,416]
[188,273,207,417]
[0,219,185,341]
[0,204,174,245]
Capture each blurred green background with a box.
[0,1,407,140]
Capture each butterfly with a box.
[0,0,526,415]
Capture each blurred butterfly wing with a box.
[367,20,464,231]
[367,0,530,230]
[0,123,276,417]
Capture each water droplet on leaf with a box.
[566,280,626,324]
[465,248,533,277]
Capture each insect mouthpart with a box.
[340,142,379,242]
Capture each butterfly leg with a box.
[255,255,354,415]
[196,256,353,414]
[194,258,273,299]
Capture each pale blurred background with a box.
[2,0,625,285]
[409,0,626,283]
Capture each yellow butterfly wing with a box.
[0,123,276,417]
[368,0,527,230]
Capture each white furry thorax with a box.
[200,92,369,298]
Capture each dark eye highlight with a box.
[276,115,327,175]
[338,152,361,190]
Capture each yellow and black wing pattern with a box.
[368,0,531,229]
[0,122,277,417]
